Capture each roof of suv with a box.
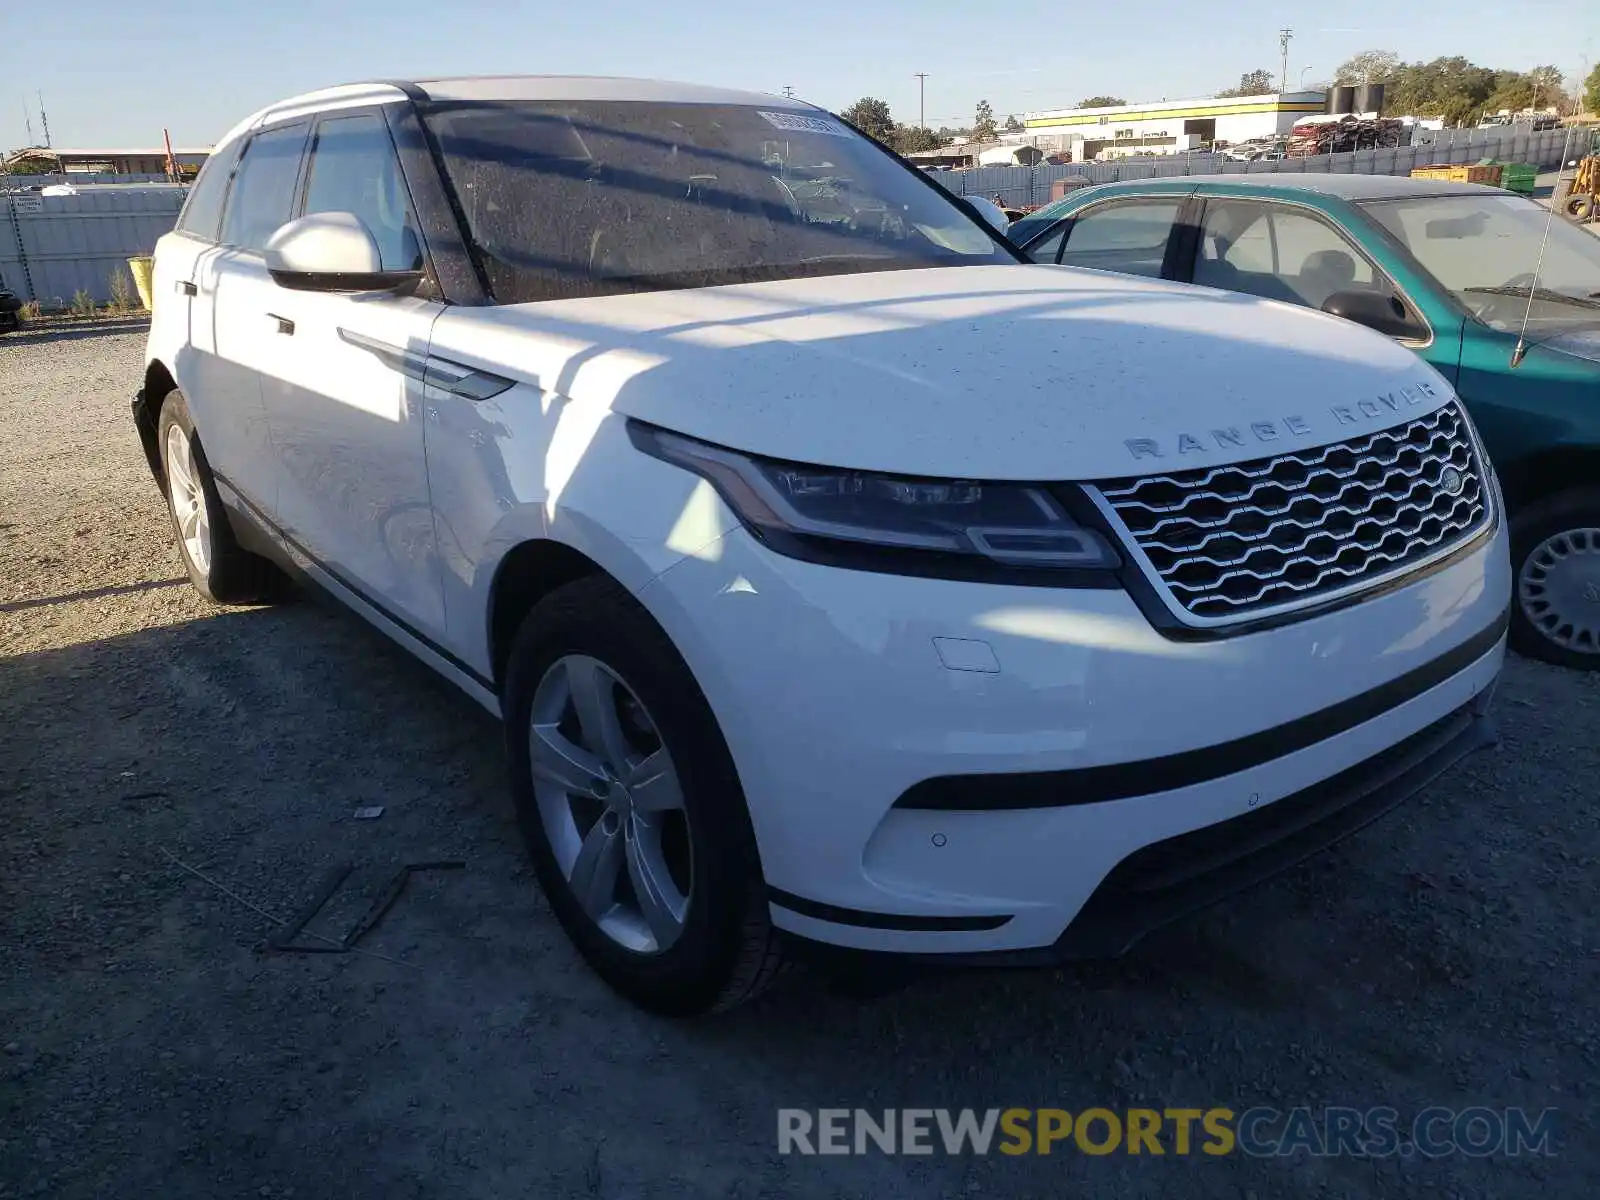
[406,76,807,107]
[220,76,812,150]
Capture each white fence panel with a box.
[1,190,185,305]
[3,172,171,188]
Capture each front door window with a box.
[1194,200,1381,310]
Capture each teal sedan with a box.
[1009,174,1600,670]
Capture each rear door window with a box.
[220,122,310,253]
[175,139,244,242]
[1056,200,1183,278]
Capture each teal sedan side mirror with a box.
[1322,289,1428,341]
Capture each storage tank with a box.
[1330,86,1357,115]
[1357,83,1386,115]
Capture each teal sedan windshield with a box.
[1360,194,1600,330]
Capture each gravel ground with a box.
[2,326,1597,1200]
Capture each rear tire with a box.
[502,575,786,1015]
[156,389,276,605]
[1509,488,1600,671]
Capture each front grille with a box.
[1095,403,1489,622]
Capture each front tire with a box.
[156,389,275,605]
[502,575,786,1015]
[1510,488,1600,670]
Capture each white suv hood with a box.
[462,265,1453,481]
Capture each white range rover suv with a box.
[136,76,1512,1014]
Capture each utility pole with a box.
[37,91,51,149]
[782,85,795,99]
[1278,28,1294,95]
[914,72,928,128]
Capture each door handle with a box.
[176,280,198,296]
[267,313,295,336]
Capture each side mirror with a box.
[966,196,1012,236]
[264,213,421,293]
[1321,289,1426,341]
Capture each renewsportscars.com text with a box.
[777,1107,1557,1158]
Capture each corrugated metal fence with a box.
[930,125,1578,209]
[1,188,186,305]
[4,172,172,188]
[0,125,1583,305]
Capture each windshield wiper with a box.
[1462,286,1600,310]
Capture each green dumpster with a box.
[1495,163,1538,195]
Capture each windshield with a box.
[420,101,1013,304]
[1359,193,1600,331]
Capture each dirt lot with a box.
[2,325,1596,1199]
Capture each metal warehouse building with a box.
[1020,91,1327,157]
[2,146,211,177]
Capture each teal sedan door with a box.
[1357,192,1600,669]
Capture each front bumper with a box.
[916,684,1497,965]
[638,516,1510,957]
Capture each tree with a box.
[1586,62,1600,115]
[839,97,894,144]
[1334,50,1402,85]
[973,99,997,141]
[1485,73,1536,115]
[1003,113,1023,132]
[1527,65,1567,111]
[1217,69,1275,98]
[1384,57,1485,123]
[893,125,943,154]
[1076,95,1126,108]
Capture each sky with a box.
[2,0,1593,151]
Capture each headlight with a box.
[632,423,1120,581]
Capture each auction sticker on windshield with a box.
[759,111,854,137]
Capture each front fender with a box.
[442,404,741,678]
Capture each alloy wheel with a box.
[528,654,693,954]
[1517,527,1600,656]
[165,423,212,575]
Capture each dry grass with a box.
[107,269,134,315]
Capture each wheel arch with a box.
[135,358,179,486]
[486,539,611,692]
